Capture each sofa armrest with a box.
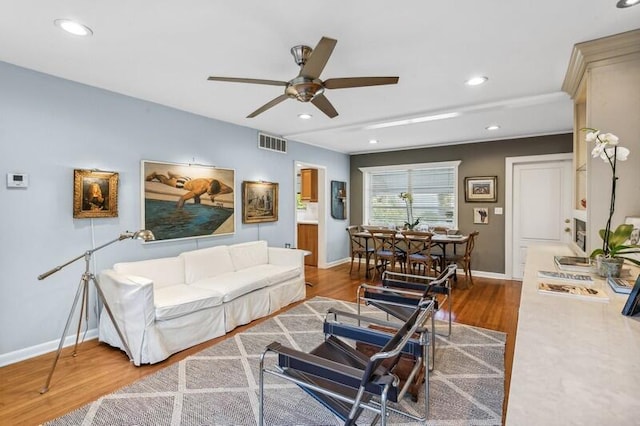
[98,269,156,365]
[268,247,305,267]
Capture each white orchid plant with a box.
[583,128,639,263]
[399,192,420,229]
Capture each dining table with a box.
[354,230,469,279]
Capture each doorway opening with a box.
[294,161,327,268]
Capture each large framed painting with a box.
[73,169,119,218]
[142,160,235,241]
[242,181,278,223]
[464,176,497,202]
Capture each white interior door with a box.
[511,158,572,279]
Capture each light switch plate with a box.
[494,207,503,215]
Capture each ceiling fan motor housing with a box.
[285,76,325,102]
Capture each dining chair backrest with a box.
[401,230,434,257]
[369,229,400,255]
[361,225,385,231]
[347,226,366,253]
[431,226,449,235]
[464,231,479,259]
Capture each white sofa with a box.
[98,240,306,365]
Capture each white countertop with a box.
[506,244,640,425]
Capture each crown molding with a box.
[562,29,640,99]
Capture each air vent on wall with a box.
[258,132,287,154]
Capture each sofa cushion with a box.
[154,285,224,321]
[190,267,270,302]
[114,257,184,289]
[259,264,302,286]
[180,245,235,284]
[228,240,268,271]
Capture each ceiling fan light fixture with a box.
[285,77,325,102]
[54,19,93,36]
[617,0,639,7]
[465,76,488,86]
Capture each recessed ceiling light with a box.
[298,113,312,120]
[485,124,501,131]
[369,139,378,144]
[617,0,639,8]
[54,19,93,36]
[465,76,488,86]
[364,112,460,130]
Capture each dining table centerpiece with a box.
[583,128,640,276]
[399,192,420,230]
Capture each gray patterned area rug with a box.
[46,297,506,426]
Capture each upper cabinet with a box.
[562,29,640,255]
[300,168,318,202]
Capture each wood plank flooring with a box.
[0,263,521,425]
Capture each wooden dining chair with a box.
[370,229,405,280]
[448,231,479,288]
[346,226,374,276]
[401,230,439,276]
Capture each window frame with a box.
[359,160,461,228]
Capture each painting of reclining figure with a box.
[142,160,235,241]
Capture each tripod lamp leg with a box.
[40,278,85,394]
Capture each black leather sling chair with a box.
[357,264,457,372]
[259,297,435,425]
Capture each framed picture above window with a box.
[242,181,278,223]
[73,169,119,218]
[465,176,497,202]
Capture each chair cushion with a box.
[154,285,224,320]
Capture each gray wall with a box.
[350,134,573,273]
[0,61,349,362]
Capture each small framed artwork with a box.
[473,207,489,224]
[622,275,640,316]
[331,180,347,220]
[242,181,278,223]
[465,176,497,202]
[73,169,119,218]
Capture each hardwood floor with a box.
[0,263,521,425]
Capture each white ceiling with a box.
[1,1,639,154]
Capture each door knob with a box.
[564,227,571,233]
[564,219,570,224]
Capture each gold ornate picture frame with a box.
[73,169,119,218]
[242,181,278,223]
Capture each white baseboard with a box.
[0,329,98,367]
[469,269,508,280]
[319,257,351,269]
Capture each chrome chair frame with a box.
[259,299,434,426]
[357,264,456,371]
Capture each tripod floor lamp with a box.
[38,229,155,394]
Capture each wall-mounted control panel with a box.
[7,173,29,188]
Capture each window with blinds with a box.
[362,161,460,228]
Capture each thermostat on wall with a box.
[7,173,29,188]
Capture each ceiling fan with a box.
[207,36,399,119]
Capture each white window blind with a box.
[363,162,459,228]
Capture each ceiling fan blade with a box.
[207,76,287,86]
[323,76,399,89]
[247,94,289,118]
[300,37,337,79]
[311,94,339,118]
